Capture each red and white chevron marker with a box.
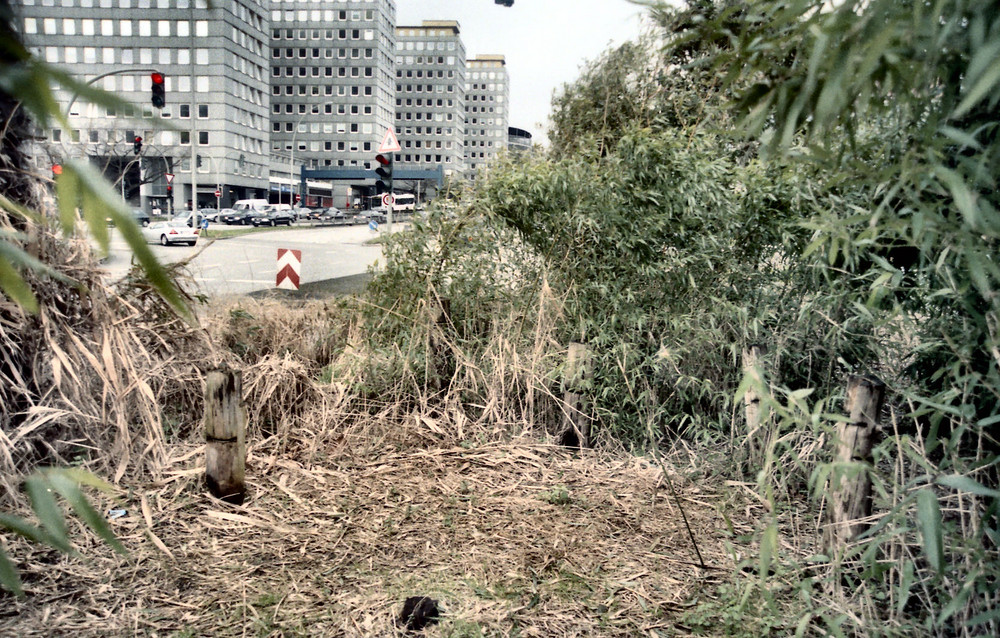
[276,248,302,290]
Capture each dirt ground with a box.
[0,438,753,637]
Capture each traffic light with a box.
[150,72,166,108]
[166,185,172,196]
[375,153,393,194]
[133,136,142,155]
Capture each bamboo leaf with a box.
[0,250,37,313]
[0,548,23,598]
[24,476,72,554]
[46,470,126,555]
[55,169,80,236]
[915,488,943,574]
[936,474,1000,499]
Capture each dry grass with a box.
[0,428,746,637]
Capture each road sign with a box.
[214,189,221,198]
[165,173,174,185]
[276,248,302,290]
[382,193,395,207]
[368,219,378,232]
[378,127,401,153]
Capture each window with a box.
[198,105,208,118]
[198,131,208,145]
[179,104,190,118]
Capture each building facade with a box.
[269,0,397,208]
[393,20,466,178]
[17,0,272,212]
[464,55,508,173]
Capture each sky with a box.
[396,0,650,146]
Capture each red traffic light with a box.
[134,136,142,143]
[52,164,63,175]
[151,72,166,108]
[375,154,391,165]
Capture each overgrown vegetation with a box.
[3,0,999,635]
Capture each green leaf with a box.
[0,249,37,313]
[966,607,1000,628]
[46,470,126,555]
[24,476,72,554]
[953,41,1000,118]
[55,170,80,236]
[0,513,55,547]
[936,474,1000,499]
[0,548,23,598]
[759,518,777,580]
[64,159,191,322]
[915,488,943,574]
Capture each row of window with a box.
[20,0,234,8]
[272,47,374,60]
[271,84,375,97]
[396,55,458,66]
[397,69,457,80]
[23,17,209,37]
[271,11,375,37]
[468,83,505,91]
[402,140,455,150]
[273,66,374,79]
[395,41,457,52]
[272,103,374,117]
[396,99,456,109]
[467,106,504,114]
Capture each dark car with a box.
[220,209,247,225]
[238,210,266,226]
[251,209,294,227]
[108,207,150,227]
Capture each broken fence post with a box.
[825,375,885,554]
[559,341,593,448]
[204,367,247,505]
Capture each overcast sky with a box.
[397,0,650,146]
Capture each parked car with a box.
[252,208,295,227]
[141,221,199,246]
[366,209,387,224]
[199,208,220,222]
[237,210,266,225]
[107,208,150,227]
[292,207,313,220]
[220,209,246,225]
[319,208,352,224]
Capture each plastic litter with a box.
[107,508,127,520]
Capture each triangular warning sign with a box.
[378,127,401,153]
[165,173,174,184]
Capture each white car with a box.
[142,221,200,246]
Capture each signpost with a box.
[378,127,401,235]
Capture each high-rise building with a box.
[269,0,397,208]
[464,55,509,173]
[393,20,466,178]
[16,0,272,212]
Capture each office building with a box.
[394,20,466,178]
[464,55,508,173]
[269,0,397,208]
[17,0,272,212]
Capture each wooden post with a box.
[742,344,769,468]
[559,342,593,448]
[825,375,885,553]
[204,368,247,505]
[429,297,453,393]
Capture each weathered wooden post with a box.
[825,375,885,553]
[742,344,769,468]
[428,297,453,393]
[559,342,593,448]
[204,368,247,505]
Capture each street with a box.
[101,223,387,297]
